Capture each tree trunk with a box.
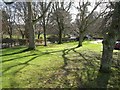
[9,33,12,39]
[100,34,116,73]
[58,27,63,44]
[19,30,25,39]
[43,16,47,46]
[8,25,12,39]
[38,31,41,39]
[78,31,84,47]
[27,2,35,50]
[7,25,12,47]
[58,18,64,44]
[24,21,29,39]
[99,2,120,73]
[21,34,25,39]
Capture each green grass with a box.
[1,41,120,88]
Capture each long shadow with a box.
[38,47,102,88]
[61,47,78,86]
[61,49,70,86]
[2,48,76,88]
[2,55,39,74]
[72,49,111,88]
[42,49,64,54]
[2,48,30,56]
[37,47,77,55]
[72,49,97,67]
[62,47,78,68]
[2,49,64,63]
[2,48,68,74]
[2,53,37,63]
[61,47,104,88]
[2,55,39,88]
[72,49,97,86]
[2,46,81,87]
[41,47,78,87]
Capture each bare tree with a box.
[38,2,52,46]
[2,10,9,38]
[27,1,52,49]
[51,1,72,44]
[3,0,52,50]
[2,6,13,39]
[75,1,107,47]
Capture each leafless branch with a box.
[32,1,52,25]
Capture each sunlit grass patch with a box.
[1,41,120,88]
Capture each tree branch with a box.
[87,7,108,28]
[85,1,102,20]
[32,1,52,25]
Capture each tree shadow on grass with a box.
[72,50,112,88]
[62,46,79,69]
[2,48,71,88]
[2,48,67,75]
[60,47,79,87]
[2,55,39,88]
[2,48,30,56]
[59,47,112,88]
[2,53,37,63]
[2,46,116,88]
[31,47,79,88]
[2,55,39,74]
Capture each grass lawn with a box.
[1,41,120,88]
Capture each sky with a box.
[0,0,108,22]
